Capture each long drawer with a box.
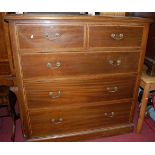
[24,74,136,109]
[88,25,143,48]
[21,52,140,78]
[16,24,85,50]
[29,101,131,137]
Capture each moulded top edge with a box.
[4,14,153,23]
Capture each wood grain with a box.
[89,25,143,48]
[5,15,153,23]
[28,123,134,141]
[24,74,136,109]
[16,24,85,50]
[29,101,132,137]
[21,52,140,78]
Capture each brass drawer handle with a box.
[47,62,61,69]
[45,32,61,41]
[50,118,64,125]
[106,86,118,93]
[111,33,124,40]
[108,59,121,67]
[49,91,61,99]
[104,112,115,118]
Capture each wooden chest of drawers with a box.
[5,15,151,141]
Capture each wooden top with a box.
[4,14,153,23]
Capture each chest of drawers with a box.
[5,15,151,141]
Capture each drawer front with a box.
[16,24,84,50]
[24,74,136,109]
[89,25,143,48]
[21,52,140,78]
[29,101,131,137]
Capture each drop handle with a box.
[104,112,115,118]
[108,59,121,67]
[45,32,61,41]
[49,91,61,99]
[111,33,124,40]
[50,118,64,125]
[106,86,118,93]
[47,62,61,69]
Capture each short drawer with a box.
[24,74,136,109]
[88,25,143,48]
[29,101,131,137]
[21,52,140,78]
[16,24,84,50]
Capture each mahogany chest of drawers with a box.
[5,15,151,141]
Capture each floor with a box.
[0,104,155,142]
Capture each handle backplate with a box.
[47,62,61,69]
[49,91,61,99]
[111,33,124,40]
[108,59,121,67]
[50,118,64,125]
[106,86,118,93]
[45,32,61,41]
[104,112,115,118]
